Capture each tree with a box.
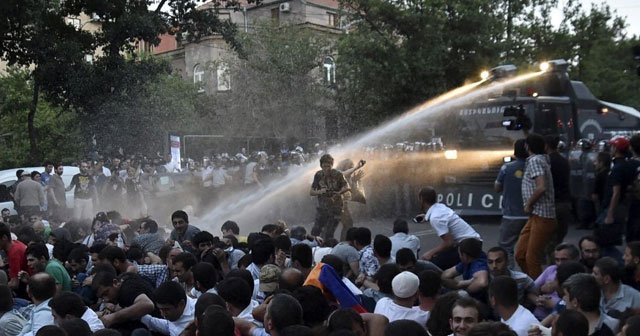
[204,22,335,143]
[336,0,504,131]
[88,61,210,155]
[0,68,84,168]
[335,0,638,135]
[0,0,255,164]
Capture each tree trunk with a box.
[28,78,39,164]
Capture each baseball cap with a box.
[609,135,630,152]
[259,264,281,293]
[392,271,420,298]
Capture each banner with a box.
[170,135,181,168]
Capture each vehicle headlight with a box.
[444,150,458,160]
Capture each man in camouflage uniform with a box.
[310,154,350,240]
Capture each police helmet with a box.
[577,138,593,151]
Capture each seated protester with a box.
[426,291,463,336]
[533,243,580,319]
[125,247,145,266]
[389,218,421,259]
[552,310,589,336]
[622,241,640,290]
[362,263,401,305]
[216,277,261,326]
[593,257,640,317]
[135,247,180,288]
[373,234,395,266]
[0,285,27,336]
[488,276,538,336]
[18,273,57,336]
[579,236,601,273]
[220,220,247,245]
[194,292,227,325]
[325,308,367,335]
[257,265,281,303]
[198,305,235,336]
[289,226,319,248]
[141,281,196,336]
[191,231,215,262]
[98,246,135,275]
[374,271,429,327]
[34,326,65,336]
[449,297,482,336]
[466,322,516,336]
[171,252,197,295]
[355,227,378,281]
[320,254,361,297]
[416,270,441,313]
[290,244,313,279]
[562,273,618,335]
[59,318,92,336]
[538,261,588,327]
[396,248,441,274]
[234,293,303,336]
[441,238,489,302]
[279,268,305,293]
[246,238,275,281]
[49,292,104,332]
[618,315,640,336]
[292,286,331,328]
[227,269,259,305]
[191,262,219,298]
[25,242,72,292]
[91,271,156,334]
[168,210,200,253]
[88,243,107,270]
[221,234,246,270]
[312,238,338,264]
[131,219,164,255]
[331,227,361,280]
[384,320,428,336]
[486,247,537,307]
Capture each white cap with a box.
[392,271,420,298]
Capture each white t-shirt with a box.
[81,308,105,332]
[373,297,429,327]
[425,203,481,242]
[501,305,538,336]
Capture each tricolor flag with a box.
[304,262,368,313]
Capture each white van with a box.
[0,166,79,215]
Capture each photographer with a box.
[309,154,350,241]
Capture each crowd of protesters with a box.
[2,133,640,336]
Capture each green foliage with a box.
[206,22,334,141]
[88,62,207,155]
[0,69,84,168]
[0,0,250,163]
[337,0,640,133]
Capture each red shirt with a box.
[7,240,28,279]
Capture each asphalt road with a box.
[350,215,588,256]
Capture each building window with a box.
[271,8,280,24]
[85,54,93,64]
[323,56,336,85]
[217,63,230,92]
[194,64,205,93]
[328,13,338,28]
